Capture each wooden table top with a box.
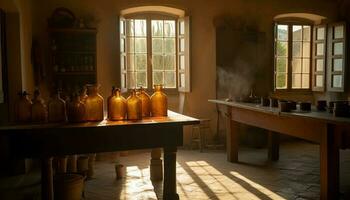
[0,110,199,131]
[209,99,350,125]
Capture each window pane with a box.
[120,38,125,52]
[302,74,309,89]
[292,74,301,88]
[153,72,163,85]
[121,74,126,88]
[292,42,302,57]
[126,37,134,53]
[333,58,343,72]
[164,55,175,70]
[180,73,185,87]
[179,55,185,70]
[164,20,175,37]
[152,38,163,54]
[316,43,324,56]
[277,25,288,41]
[120,20,125,35]
[303,42,310,57]
[334,42,343,55]
[164,38,175,54]
[127,54,134,71]
[136,72,147,88]
[302,59,310,73]
[127,72,135,88]
[276,41,288,56]
[121,55,126,70]
[292,59,301,73]
[316,75,323,87]
[333,75,342,88]
[316,59,324,72]
[317,27,325,40]
[126,20,134,36]
[180,38,185,52]
[334,25,344,39]
[276,73,287,89]
[135,19,146,36]
[293,25,302,41]
[164,72,176,88]
[135,54,147,70]
[180,21,185,35]
[135,38,146,53]
[303,26,311,41]
[276,57,287,73]
[152,55,163,70]
[152,20,163,37]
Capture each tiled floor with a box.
[84,141,350,200]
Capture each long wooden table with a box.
[0,110,198,200]
[209,99,350,200]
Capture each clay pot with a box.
[115,164,125,179]
[127,89,142,121]
[85,84,104,121]
[150,85,168,117]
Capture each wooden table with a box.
[209,99,350,200]
[0,110,198,200]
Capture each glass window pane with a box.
[153,72,163,85]
[333,75,342,88]
[303,26,311,41]
[292,59,301,73]
[135,38,146,53]
[293,42,302,57]
[152,55,163,70]
[152,20,163,37]
[121,55,126,70]
[302,74,309,89]
[121,74,126,88]
[120,38,125,52]
[334,25,344,39]
[276,41,288,56]
[164,55,175,70]
[135,54,147,70]
[180,21,185,35]
[127,72,135,88]
[164,72,176,88]
[152,38,163,54]
[179,55,185,70]
[180,73,185,87]
[276,57,287,73]
[316,59,324,72]
[334,42,343,55]
[276,73,287,89]
[126,37,134,53]
[277,25,288,41]
[164,20,175,37]
[316,75,323,87]
[120,20,125,35]
[302,59,310,73]
[293,25,302,41]
[180,38,185,52]
[333,59,343,72]
[292,74,301,88]
[136,72,147,88]
[316,43,324,56]
[317,27,325,40]
[126,20,134,36]
[303,42,310,57]
[134,19,146,37]
[164,38,175,54]
[126,54,134,71]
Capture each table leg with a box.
[268,131,279,161]
[150,148,163,181]
[320,124,339,200]
[163,146,179,200]
[41,157,54,200]
[226,106,238,162]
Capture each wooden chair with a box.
[191,119,211,152]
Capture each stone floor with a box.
[84,141,350,200]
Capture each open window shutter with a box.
[312,25,327,91]
[177,16,191,92]
[327,22,346,92]
[119,16,127,93]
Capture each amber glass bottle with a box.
[107,86,116,120]
[108,88,127,120]
[67,94,86,123]
[15,91,32,123]
[79,86,88,104]
[150,85,167,116]
[48,91,67,122]
[31,89,48,123]
[85,84,104,121]
[137,87,151,117]
[127,89,142,120]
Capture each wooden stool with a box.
[191,119,211,152]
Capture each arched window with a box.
[119,6,190,92]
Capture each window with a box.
[119,12,191,92]
[275,23,312,90]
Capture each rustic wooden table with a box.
[0,110,199,200]
[209,99,350,200]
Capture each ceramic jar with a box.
[15,91,32,123]
[85,84,104,121]
[137,87,151,117]
[67,94,86,123]
[108,88,127,121]
[31,89,48,123]
[150,85,167,117]
[48,91,67,122]
[126,89,142,121]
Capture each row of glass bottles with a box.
[15,84,167,123]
